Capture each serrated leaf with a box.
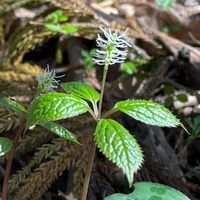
[115,100,180,127]
[44,23,61,32]
[42,122,79,143]
[105,182,190,200]
[0,98,26,114]
[0,137,13,156]
[61,25,78,33]
[26,92,90,128]
[95,119,143,186]
[61,82,100,104]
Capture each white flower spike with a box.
[93,27,132,65]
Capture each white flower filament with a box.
[36,65,64,92]
[93,27,132,65]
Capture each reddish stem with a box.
[2,120,25,200]
[80,140,96,200]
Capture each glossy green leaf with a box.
[42,122,79,143]
[26,92,90,127]
[61,25,78,33]
[115,100,180,127]
[0,98,26,114]
[105,182,190,200]
[44,23,61,32]
[0,137,13,156]
[95,119,143,186]
[61,82,100,104]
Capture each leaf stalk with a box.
[102,108,117,118]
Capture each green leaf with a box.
[26,92,90,127]
[47,10,62,22]
[61,25,78,33]
[44,23,61,32]
[164,96,173,107]
[42,122,79,143]
[81,49,96,71]
[176,93,188,103]
[121,62,137,75]
[105,182,190,200]
[0,137,13,157]
[156,0,176,9]
[114,100,180,127]
[163,84,174,94]
[57,15,68,23]
[186,115,200,139]
[95,119,143,186]
[61,82,100,104]
[162,24,181,33]
[47,10,68,23]
[0,98,26,114]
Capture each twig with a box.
[188,32,200,46]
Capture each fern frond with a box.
[12,147,76,200]
[0,107,20,133]
[73,157,88,198]
[49,0,94,16]
[0,71,36,83]
[9,137,68,192]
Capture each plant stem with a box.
[98,64,108,119]
[92,102,98,118]
[102,108,117,118]
[88,109,97,121]
[2,120,25,200]
[80,64,109,200]
[80,140,96,200]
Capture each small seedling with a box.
[44,9,78,33]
